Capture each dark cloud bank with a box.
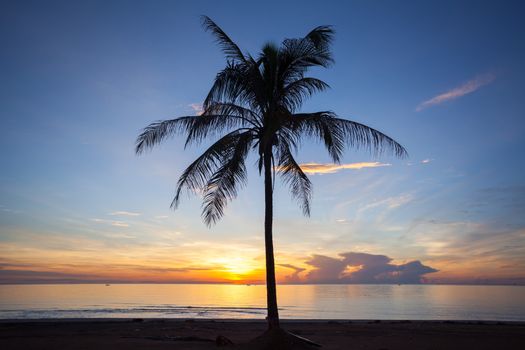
[284,252,438,284]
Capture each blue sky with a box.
[1,0,524,284]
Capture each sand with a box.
[1,319,524,349]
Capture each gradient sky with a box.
[1,0,524,284]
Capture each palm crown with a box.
[136,16,407,226]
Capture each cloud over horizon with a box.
[285,252,438,284]
[416,73,496,111]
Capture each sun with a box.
[209,256,258,280]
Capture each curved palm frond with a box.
[290,112,408,159]
[304,25,335,50]
[172,129,250,209]
[204,62,266,113]
[286,112,345,163]
[275,141,312,216]
[202,131,254,225]
[135,116,196,154]
[336,117,408,158]
[203,101,262,127]
[201,16,246,63]
[184,113,255,148]
[282,77,330,112]
[279,27,335,85]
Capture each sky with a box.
[1,0,524,285]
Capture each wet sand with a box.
[1,319,524,349]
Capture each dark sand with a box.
[1,319,524,349]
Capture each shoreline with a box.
[1,317,525,324]
[2,318,524,349]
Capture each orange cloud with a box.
[294,162,391,174]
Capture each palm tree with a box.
[136,16,406,339]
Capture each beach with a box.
[1,319,524,350]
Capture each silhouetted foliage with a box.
[136,16,407,331]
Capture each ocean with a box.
[0,284,524,321]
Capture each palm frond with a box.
[204,62,266,113]
[172,130,251,209]
[135,116,196,154]
[304,25,335,49]
[275,141,312,216]
[278,32,334,89]
[203,101,262,127]
[286,112,345,163]
[184,113,255,148]
[201,132,253,225]
[282,77,330,112]
[201,16,246,63]
[291,112,408,158]
[281,29,334,71]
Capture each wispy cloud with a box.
[0,205,21,214]
[91,218,129,227]
[188,103,203,115]
[416,73,496,112]
[295,162,391,175]
[109,211,141,217]
[357,194,415,218]
[111,221,129,227]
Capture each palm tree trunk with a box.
[264,152,280,329]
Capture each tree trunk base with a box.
[237,327,322,349]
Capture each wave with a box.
[0,305,272,319]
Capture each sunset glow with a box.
[1,0,524,287]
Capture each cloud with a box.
[300,252,437,284]
[0,265,216,284]
[291,162,391,175]
[416,73,496,112]
[91,218,129,228]
[279,264,306,283]
[109,211,141,216]
[0,205,21,214]
[111,221,129,227]
[357,194,414,217]
[189,103,204,115]
[304,255,348,283]
[0,269,101,284]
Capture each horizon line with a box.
[1,282,524,286]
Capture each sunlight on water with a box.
[0,284,524,321]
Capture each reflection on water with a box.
[0,284,524,321]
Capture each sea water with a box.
[0,284,524,321]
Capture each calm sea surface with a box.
[0,284,524,321]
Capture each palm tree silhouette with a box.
[136,16,407,342]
